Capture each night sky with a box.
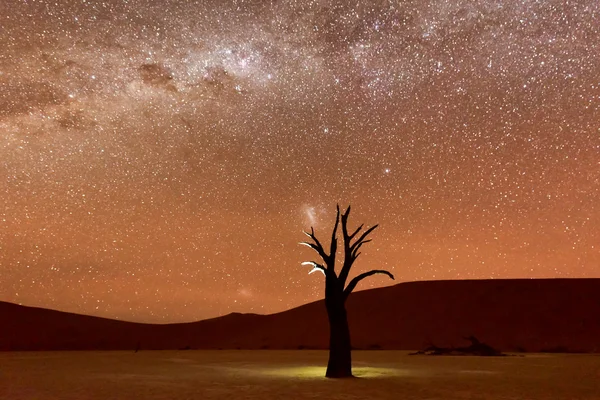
[1,0,599,323]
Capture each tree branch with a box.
[300,227,329,264]
[351,239,371,258]
[343,269,394,300]
[349,224,363,239]
[338,205,354,287]
[328,205,340,271]
[338,207,379,288]
[340,205,351,238]
[350,225,378,251]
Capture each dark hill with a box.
[2,279,599,352]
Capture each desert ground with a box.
[1,350,598,399]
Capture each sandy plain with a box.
[1,350,599,399]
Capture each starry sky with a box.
[1,0,599,323]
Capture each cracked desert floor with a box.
[2,350,599,399]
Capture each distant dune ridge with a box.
[2,279,599,352]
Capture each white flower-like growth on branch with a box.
[300,261,326,276]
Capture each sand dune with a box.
[2,279,599,352]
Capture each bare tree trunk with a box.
[326,305,352,377]
[325,284,353,378]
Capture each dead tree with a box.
[300,205,394,378]
[410,336,505,356]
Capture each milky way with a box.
[1,0,599,322]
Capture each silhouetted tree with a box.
[300,205,394,378]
